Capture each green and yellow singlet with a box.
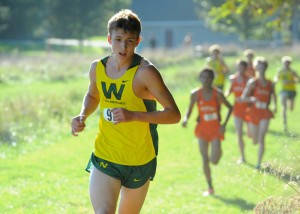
[207,59,225,87]
[94,54,158,166]
[278,70,296,91]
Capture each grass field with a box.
[0,46,300,213]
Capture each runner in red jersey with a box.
[241,57,277,169]
[226,59,250,163]
[182,68,232,196]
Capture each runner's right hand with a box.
[71,115,86,136]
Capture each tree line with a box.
[0,0,299,42]
[0,0,130,40]
[194,0,300,43]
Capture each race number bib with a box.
[203,113,218,121]
[103,108,115,122]
[255,101,267,109]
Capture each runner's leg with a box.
[210,138,222,165]
[118,180,150,214]
[289,97,295,111]
[281,94,288,130]
[199,138,212,189]
[234,116,245,162]
[257,119,270,168]
[249,123,259,145]
[89,167,121,214]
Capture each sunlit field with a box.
[0,45,300,213]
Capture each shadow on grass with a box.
[260,166,299,184]
[268,129,299,138]
[244,162,257,169]
[241,155,299,185]
[243,161,296,183]
[212,195,255,211]
[226,126,299,140]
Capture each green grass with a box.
[0,48,300,213]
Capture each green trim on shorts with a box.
[85,153,157,189]
[280,90,296,99]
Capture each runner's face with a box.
[212,50,219,59]
[247,54,254,61]
[200,71,213,86]
[108,29,140,61]
[256,62,266,75]
[238,63,246,74]
[283,61,290,69]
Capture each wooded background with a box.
[0,0,299,43]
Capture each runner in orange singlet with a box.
[182,68,232,196]
[241,57,277,169]
[226,59,250,163]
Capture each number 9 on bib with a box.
[103,108,115,122]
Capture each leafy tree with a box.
[194,0,300,42]
[45,0,131,39]
[0,1,10,33]
[0,0,48,39]
[0,0,131,40]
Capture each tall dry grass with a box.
[0,51,104,145]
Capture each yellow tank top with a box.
[278,70,296,91]
[94,54,158,166]
[207,58,225,86]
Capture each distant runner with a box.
[241,57,277,169]
[182,68,232,196]
[206,44,229,91]
[226,59,250,164]
[273,56,300,131]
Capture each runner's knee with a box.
[210,153,221,165]
[93,206,116,214]
[211,158,220,165]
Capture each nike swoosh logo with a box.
[122,80,129,83]
[134,178,141,182]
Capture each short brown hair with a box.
[236,59,247,68]
[254,56,268,70]
[243,49,254,57]
[199,67,215,80]
[208,44,221,54]
[107,9,141,38]
[281,56,292,63]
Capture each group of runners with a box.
[70,9,299,213]
[182,44,299,196]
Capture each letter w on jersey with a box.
[101,82,125,100]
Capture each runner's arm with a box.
[273,71,280,83]
[293,70,300,83]
[71,61,100,136]
[220,58,229,74]
[271,82,277,114]
[113,65,181,124]
[241,79,256,102]
[224,76,234,97]
[79,61,100,118]
[217,92,232,127]
[182,90,198,127]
